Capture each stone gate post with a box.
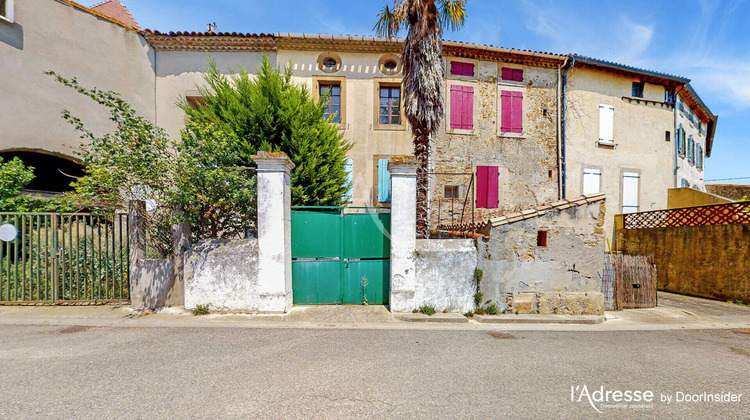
[253,151,295,313]
[388,156,419,312]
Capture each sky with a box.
[118,0,750,184]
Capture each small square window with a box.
[665,131,670,142]
[537,231,548,247]
[186,96,205,110]
[501,67,524,82]
[444,185,459,199]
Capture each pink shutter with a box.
[513,69,524,82]
[462,86,473,130]
[450,86,461,129]
[511,92,523,133]
[501,91,512,132]
[501,67,512,81]
[476,166,488,208]
[450,61,461,75]
[464,63,475,77]
[487,166,499,208]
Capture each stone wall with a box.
[183,239,261,311]
[413,239,477,313]
[130,259,176,309]
[476,198,606,314]
[616,222,750,302]
[431,61,560,228]
[706,184,750,201]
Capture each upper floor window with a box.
[678,98,684,112]
[696,144,704,170]
[501,67,524,82]
[632,81,645,98]
[449,85,474,130]
[687,135,694,164]
[500,90,523,133]
[450,61,475,77]
[688,109,695,124]
[698,120,703,134]
[379,86,401,125]
[599,104,615,144]
[0,0,13,22]
[676,126,685,156]
[320,83,342,123]
[665,88,676,103]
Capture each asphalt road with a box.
[0,325,748,419]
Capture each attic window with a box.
[537,231,548,247]
[383,60,397,71]
[317,53,342,73]
[631,81,645,98]
[323,58,337,69]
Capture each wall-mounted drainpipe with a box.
[560,56,575,200]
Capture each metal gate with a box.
[0,213,129,304]
[291,207,390,305]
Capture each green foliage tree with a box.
[170,121,258,239]
[0,157,75,212]
[180,54,352,205]
[46,71,175,210]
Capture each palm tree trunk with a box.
[414,128,430,239]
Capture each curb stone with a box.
[394,313,469,323]
[474,314,605,324]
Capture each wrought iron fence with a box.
[0,213,129,304]
[622,201,750,229]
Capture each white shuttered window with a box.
[599,105,614,143]
[582,168,601,195]
[622,172,640,214]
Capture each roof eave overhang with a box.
[573,55,689,87]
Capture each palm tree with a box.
[374,0,467,238]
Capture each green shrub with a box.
[473,268,483,282]
[486,304,499,315]
[192,304,210,316]
[419,305,436,316]
[473,291,483,307]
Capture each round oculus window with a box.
[383,60,398,71]
[323,57,338,69]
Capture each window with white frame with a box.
[582,168,601,195]
[0,0,14,22]
[622,172,640,214]
[599,105,614,144]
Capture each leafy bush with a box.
[419,305,436,316]
[485,303,499,315]
[192,304,210,316]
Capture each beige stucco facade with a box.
[564,67,676,238]
[0,0,154,160]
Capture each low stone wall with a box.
[183,239,260,311]
[130,259,176,309]
[476,199,606,314]
[617,223,750,302]
[413,239,477,313]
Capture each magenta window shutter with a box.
[487,166,499,208]
[511,92,523,133]
[462,86,474,129]
[465,63,475,77]
[513,69,524,82]
[501,67,512,81]
[476,166,488,208]
[450,86,461,128]
[450,61,461,75]
[501,91,512,132]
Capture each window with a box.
[537,231,548,247]
[378,54,401,75]
[689,109,695,124]
[185,96,205,110]
[501,67,524,82]
[343,158,353,202]
[319,83,341,123]
[449,85,474,130]
[500,91,523,133]
[622,172,640,214]
[680,128,687,156]
[687,135,694,164]
[665,131,671,142]
[681,179,689,187]
[582,168,601,195]
[678,98,684,112]
[476,166,499,209]
[317,53,342,73]
[444,185,459,199]
[599,105,614,143]
[0,0,13,22]
[698,120,703,135]
[696,144,703,170]
[377,158,391,203]
[379,86,401,125]
[450,61,475,77]
[665,88,675,103]
[631,81,645,98]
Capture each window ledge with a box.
[0,15,13,24]
[447,128,476,136]
[597,140,616,148]
[498,80,524,87]
[499,133,525,139]
[373,124,407,132]
[621,96,674,108]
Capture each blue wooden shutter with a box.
[378,158,391,202]
[344,158,353,202]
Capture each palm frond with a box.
[439,0,467,32]
[374,4,405,38]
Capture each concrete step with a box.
[394,313,469,323]
[473,314,605,324]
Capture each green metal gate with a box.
[291,207,390,305]
[0,213,129,304]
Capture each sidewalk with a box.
[0,292,748,332]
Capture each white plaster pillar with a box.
[253,151,295,313]
[388,156,419,312]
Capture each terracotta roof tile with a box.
[90,0,139,30]
[487,193,605,227]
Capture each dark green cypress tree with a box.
[180,54,352,206]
